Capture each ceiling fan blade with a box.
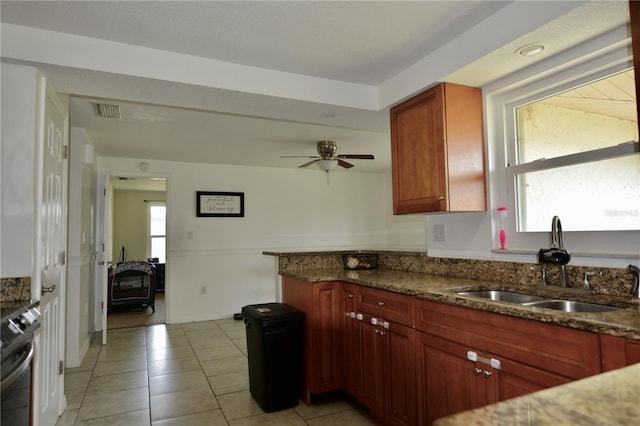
[281,155,320,158]
[336,154,375,160]
[337,159,354,168]
[299,159,321,168]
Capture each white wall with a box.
[99,156,426,322]
[0,64,41,278]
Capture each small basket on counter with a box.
[341,253,379,270]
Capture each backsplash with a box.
[273,251,636,297]
[0,277,31,302]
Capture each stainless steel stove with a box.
[1,302,41,426]
[1,304,41,359]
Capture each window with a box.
[506,68,639,233]
[148,203,166,263]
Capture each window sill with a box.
[491,249,639,260]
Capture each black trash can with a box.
[242,303,304,412]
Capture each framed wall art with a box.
[196,191,244,217]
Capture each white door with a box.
[36,88,68,426]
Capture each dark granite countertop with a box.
[280,268,640,340]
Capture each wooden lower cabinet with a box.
[342,283,416,426]
[355,316,416,425]
[341,283,362,399]
[416,333,497,425]
[359,320,387,415]
[384,321,417,426]
[286,278,623,426]
[415,299,600,424]
[600,334,640,371]
[282,277,342,404]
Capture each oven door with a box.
[1,341,34,426]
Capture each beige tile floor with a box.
[56,319,376,425]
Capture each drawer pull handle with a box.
[483,370,492,378]
[348,293,354,298]
[377,301,385,306]
[473,368,482,376]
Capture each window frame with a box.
[486,30,639,258]
[147,202,166,263]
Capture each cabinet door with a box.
[359,321,387,418]
[416,332,493,425]
[310,281,342,393]
[341,284,362,399]
[497,357,570,401]
[600,334,640,371]
[390,82,485,214]
[385,323,417,426]
[282,277,342,403]
[391,85,447,214]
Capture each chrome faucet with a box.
[550,216,564,249]
[550,216,570,287]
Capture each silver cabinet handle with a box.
[483,370,492,378]
[473,368,482,376]
[438,196,444,201]
[41,284,56,295]
[348,293,354,298]
[377,301,384,306]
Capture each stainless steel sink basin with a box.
[456,290,621,313]
[522,300,620,313]
[456,290,546,304]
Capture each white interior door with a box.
[36,88,68,426]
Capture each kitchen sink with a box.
[456,290,546,304]
[522,300,620,313]
[456,290,621,313]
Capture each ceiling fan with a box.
[281,141,374,171]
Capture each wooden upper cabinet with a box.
[390,82,486,214]
[630,0,640,123]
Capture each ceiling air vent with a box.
[95,103,121,119]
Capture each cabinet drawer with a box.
[357,286,414,326]
[415,299,600,380]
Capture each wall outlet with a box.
[433,224,447,242]
[200,286,206,295]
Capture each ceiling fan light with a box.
[318,159,338,171]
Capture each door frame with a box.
[94,168,170,343]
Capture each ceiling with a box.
[0,1,633,174]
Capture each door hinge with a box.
[63,145,69,159]
[59,360,64,375]
[59,250,66,266]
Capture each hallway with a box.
[56,319,375,425]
